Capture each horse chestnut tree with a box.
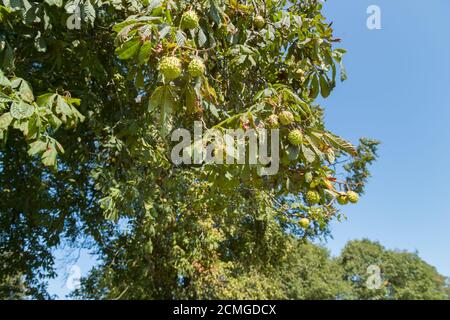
[0,0,378,299]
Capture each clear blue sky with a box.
[48,0,450,298]
[320,0,450,276]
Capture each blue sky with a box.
[48,0,450,298]
[320,0,450,276]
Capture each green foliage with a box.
[0,252,28,299]
[280,242,351,300]
[75,239,449,300]
[74,178,293,299]
[344,138,380,194]
[0,71,84,168]
[0,275,27,300]
[0,0,381,298]
[339,239,449,300]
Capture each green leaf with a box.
[28,140,47,156]
[10,101,34,120]
[147,0,162,12]
[148,86,164,112]
[27,114,41,139]
[37,93,57,108]
[175,30,186,47]
[324,132,357,156]
[41,146,57,167]
[208,103,219,119]
[0,91,12,103]
[138,41,152,65]
[0,112,13,129]
[185,86,197,114]
[301,145,316,163]
[158,25,171,39]
[1,43,14,70]
[286,145,300,161]
[0,70,11,87]
[54,139,65,154]
[319,74,330,98]
[310,74,320,99]
[82,0,96,26]
[13,119,28,135]
[198,28,207,47]
[340,61,348,81]
[135,70,144,88]
[49,114,62,130]
[326,148,335,163]
[160,87,175,125]
[11,78,34,103]
[209,0,223,25]
[113,19,138,33]
[305,135,324,161]
[56,95,73,116]
[115,38,141,60]
[45,0,63,7]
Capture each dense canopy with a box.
[0,0,384,299]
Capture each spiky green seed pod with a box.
[278,110,294,126]
[188,58,205,77]
[288,129,303,146]
[254,15,265,29]
[306,190,320,205]
[181,10,199,30]
[266,114,279,128]
[336,194,349,205]
[159,56,182,80]
[347,191,359,203]
[299,218,310,229]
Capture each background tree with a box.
[0,252,27,299]
[0,0,380,298]
[338,239,449,300]
[280,241,350,300]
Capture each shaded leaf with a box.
[0,112,13,129]
[28,139,47,156]
[115,38,141,60]
[138,41,152,65]
[41,146,57,167]
[10,101,34,120]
